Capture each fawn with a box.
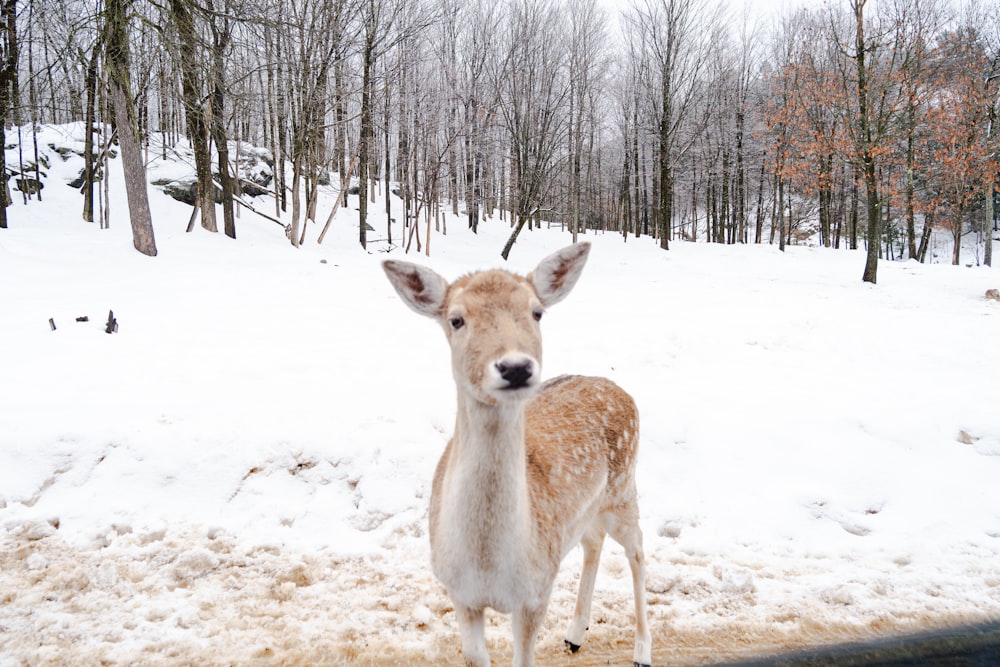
[383,242,651,667]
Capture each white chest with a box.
[430,477,550,614]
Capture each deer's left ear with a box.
[528,242,590,308]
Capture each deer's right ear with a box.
[382,260,449,318]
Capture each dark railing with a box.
[719,621,1000,667]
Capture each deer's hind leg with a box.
[565,524,606,653]
[606,504,652,667]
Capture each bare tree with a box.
[614,25,652,239]
[925,23,998,265]
[208,0,235,239]
[840,0,904,283]
[728,7,762,245]
[566,0,607,242]
[282,0,347,247]
[105,0,156,255]
[761,11,807,250]
[776,9,842,249]
[357,0,415,249]
[168,0,217,234]
[968,0,1000,267]
[81,23,103,225]
[449,0,502,234]
[497,0,570,260]
[626,0,715,250]
[894,0,944,260]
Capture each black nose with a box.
[496,359,533,389]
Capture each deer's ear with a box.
[383,260,449,318]
[529,242,591,308]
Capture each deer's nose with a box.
[495,358,535,389]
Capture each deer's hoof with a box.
[634,663,652,667]
[564,639,581,654]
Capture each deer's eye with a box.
[449,316,465,330]
[532,309,543,322]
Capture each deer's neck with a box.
[446,393,532,561]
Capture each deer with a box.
[382,242,651,667]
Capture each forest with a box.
[0,0,997,282]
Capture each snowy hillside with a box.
[1,124,999,665]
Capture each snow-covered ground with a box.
[2,124,1000,665]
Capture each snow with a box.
[2,124,1000,665]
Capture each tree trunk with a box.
[985,100,997,267]
[633,101,641,237]
[398,66,411,236]
[904,98,917,259]
[720,150,730,243]
[854,0,880,284]
[754,154,765,243]
[834,165,846,249]
[358,11,374,249]
[263,25,278,221]
[273,28,287,217]
[658,117,672,250]
[466,100,482,234]
[106,0,156,256]
[0,0,17,229]
[571,82,585,242]
[736,109,746,244]
[501,208,530,260]
[987,179,995,267]
[0,122,6,229]
[952,205,963,266]
[917,213,933,262]
[170,0,216,233]
[210,8,235,239]
[819,152,832,248]
[81,38,101,223]
[850,167,859,250]
[289,155,301,248]
[777,175,786,252]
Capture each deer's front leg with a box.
[456,604,490,667]
[512,600,551,667]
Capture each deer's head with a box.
[383,243,591,405]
